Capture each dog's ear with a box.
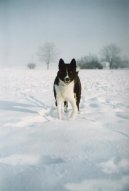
[59,58,64,69]
[70,58,76,70]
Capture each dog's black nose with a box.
[65,77,70,82]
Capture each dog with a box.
[53,58,81,119]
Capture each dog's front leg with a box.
[70,99,78,119]
[57,99,63,120]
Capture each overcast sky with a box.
[0,0,129,67]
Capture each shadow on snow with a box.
[0,100,37,114]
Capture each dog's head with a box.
[58,58,78,85]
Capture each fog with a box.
[0,0,129,67]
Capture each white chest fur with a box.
[55,80,75,101]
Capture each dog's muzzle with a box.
[64,77,70,84]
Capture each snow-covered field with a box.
[0,68,129,191]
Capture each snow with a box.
[0,68,129,191]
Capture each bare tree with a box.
[38,42,58,70]
[101,44,121,69]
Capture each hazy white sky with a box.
[0,0,129,67]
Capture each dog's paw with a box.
[70,112,77,120]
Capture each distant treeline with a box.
[27,43,129,69]
[77,44,129,69]
[77,56,103,69]
[77,55,129,69]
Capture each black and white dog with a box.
[53,58,81,119]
